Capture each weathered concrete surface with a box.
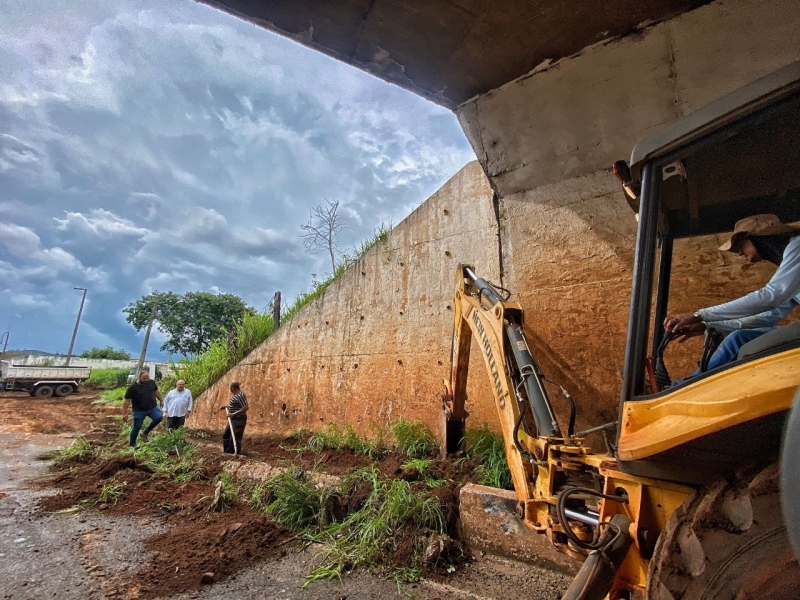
[198,0,709,109]
[457,0,800,197]
[459,484,579,575]
[193,161,502,438]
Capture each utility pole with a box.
[0,331,9,364]
[272,291,281,330]
[66,287,87,366]
[136,301,158,378]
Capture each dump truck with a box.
[0,360,92,397]
[443,60,800,599]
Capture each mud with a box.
[0,389,571,599]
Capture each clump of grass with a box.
[464,425,512,490]
[95,388,126,406]
[98,480,126,505]
[306,424,347,453]
[401,459,448,489]
[262,469,338,530]
[133,428,204,483]
[345,426,388,460]
[54,436,96,463]
[392,419,438,459]
[288,428,311,443]
[305,466,446,585]
[79,479,127,509]
[249,481,274,513]
[86,369,129,389]
[208,472,239,512]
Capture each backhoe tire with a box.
[645,464,800,599]
[55,384,74,397]
[34,385,54,398]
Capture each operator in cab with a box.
[664,214,800,378]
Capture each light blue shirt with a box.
[163,388,193,417]
[697,236,800,333]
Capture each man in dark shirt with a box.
[123,370,164,447]
[219,381,248,455]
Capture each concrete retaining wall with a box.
[192,162,502,437]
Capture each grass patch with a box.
[284,425,388,460]
[54,436,96,463]
[86,368,129,389]
[132,428,205,483]
[400,459,448,489]
[259,468,336,530]
[464,425,512,490]
[208,472,239,512]
[95,387,126,406]
[305,466,447,585]
[392,419,438,459]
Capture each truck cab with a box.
[126,364,164,385]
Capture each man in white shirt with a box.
[163,380,193,430]
[665,214,800,377]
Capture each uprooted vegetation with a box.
[39,416,510,596]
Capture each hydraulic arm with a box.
[442,265,691,599]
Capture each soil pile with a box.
[38,424,482,597]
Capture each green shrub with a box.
[87,369,129,389]
[96,388,126,405]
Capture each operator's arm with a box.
[162,390,172,417]
[698,237,800,322]
[155,384,163,405]
[187,391,193,415]
[705,302,796,334]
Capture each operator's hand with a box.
[673,321,706,343]
[664,312,702,334]
[123,412,129,423]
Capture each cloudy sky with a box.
[0,0,475,359]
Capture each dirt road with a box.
[0,390,569,599]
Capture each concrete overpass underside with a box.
[198,0,711,109]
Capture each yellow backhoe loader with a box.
[442,60,800,599]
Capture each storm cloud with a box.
[0,0,474,357]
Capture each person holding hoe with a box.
[220,381,248,454]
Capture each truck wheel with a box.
[646,464,800,599]
[55,384,74,397]
[34,385,55,398]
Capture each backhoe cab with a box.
[443,60,800,599]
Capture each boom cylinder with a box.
[506,324,562,438]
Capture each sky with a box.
[0,0,475,360]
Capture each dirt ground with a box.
[0,389,571,599]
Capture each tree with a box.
[123,291,254,357]
[301,198,349,274]
[79,346,131,360]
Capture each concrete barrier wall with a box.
[192,162,502,437]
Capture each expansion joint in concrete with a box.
[492,191,505,284]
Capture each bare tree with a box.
[300,198,349,274]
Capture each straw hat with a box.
[719,214,799,252]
